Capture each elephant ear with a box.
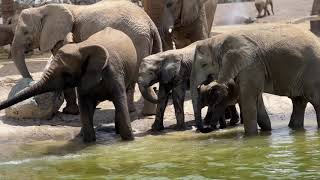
[79,45,109,92]
[217,35,253,83]
[181,0,208,25]
[40,5,74,52]
[161,57,181,83]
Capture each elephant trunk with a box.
[11,39,32,78]
[138,84,159,104]
[0,77,52,111]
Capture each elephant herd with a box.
[1,0,320,143]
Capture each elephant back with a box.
[143,0,164,28]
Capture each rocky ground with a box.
[0,0,318,143]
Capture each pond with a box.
[0,120,319,179]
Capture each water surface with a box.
[0,121,319,179]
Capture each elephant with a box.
[11,0,162,115]
[160,0,218,50]
[138,42,198,130]
[198,79,240,129]
[255,0,274,18]
[0,27,136,142]
[190,25,320,135]
[138,41,239,131]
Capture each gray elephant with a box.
[198,79,240,129]
[160,0,218,50]
[11,0,162,115]
[138,42,239,131]
[0,24,14,49]
[190,25,320,135]
[255,0,274,18]
[0,27,136,142]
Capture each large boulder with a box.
[5,78,64,119]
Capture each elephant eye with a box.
[201,63,208,68]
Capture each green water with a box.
[0,123,320,180]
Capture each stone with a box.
[5,78,64,119]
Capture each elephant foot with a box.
[81,128,96,143]
[63,104,80,115]
[174,123,187,131]
[151,123,165,131]
[288,121,304,130]
[229,117,240,126]
[219,123,227,129]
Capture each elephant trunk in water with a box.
[0,73,53,110]
[11,38,32,78]
[138,84,159,104]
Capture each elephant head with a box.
[161,0,209,34]
[191,34,251,130]
[198,81,228,107]
[11,4,74,78]
[0,43,108,110]
[138,51,182,103]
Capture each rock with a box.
[5,78,64,119]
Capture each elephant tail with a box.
[150,22,163,54]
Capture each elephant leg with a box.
[152,84,170,131]
[288,96,307,129]
[224,107,231,119]
[78,95,96,143]
[63,88,79,115]
[112,83,134,141]
[257,94,271,131]
[219,116,227,129]
[315,106,320,129]
[238,74,264,135]
[204,106,213,125]
[126,83,136,113]
[229,105,240,126]
[172,84,187,130]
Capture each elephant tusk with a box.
[168,28,173,33]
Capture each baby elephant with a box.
[198,79,240,129]
[255,0,274,18]
[0,27,137,142]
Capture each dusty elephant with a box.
[191,25,320,135]
[198,79,240,129]
[11,0,162,115]
[160,0,218,50]
[0,27,136,142]
[138,42,198,130]
[255,0,274,18]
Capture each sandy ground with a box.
[0,0,318,143]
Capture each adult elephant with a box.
[190,25,320,135]
[11,0,162,115]
[159,0,218,50]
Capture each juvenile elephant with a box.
[191,25,320,135]
[160,0,218,50]
[198,79,240,129]
[138,42,198,130]
[138,42,239,131]
[0,27,136,142]
[11,0,162,115]
[255,0,274,18]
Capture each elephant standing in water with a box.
[0,27,137,142]
[11,0,162,115]
[191,25,320,135]
[160,0,218,50]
